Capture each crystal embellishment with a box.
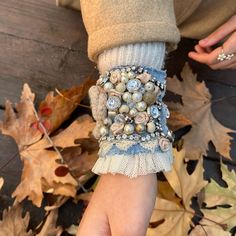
[106,96,121,111]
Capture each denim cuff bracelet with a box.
[89,65,174,178]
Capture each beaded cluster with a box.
[96,65,174,152]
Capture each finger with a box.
[213,59,236,70]
[194,44,205,53]
[199,15,236,47]
[188,46,223,65]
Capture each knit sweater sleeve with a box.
[80,0,180,63]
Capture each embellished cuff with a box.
[89,65,174,178]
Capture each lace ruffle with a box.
[92,139,173,178]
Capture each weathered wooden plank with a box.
[0,32,95,106]
[0,0,87,50]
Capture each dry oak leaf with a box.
[0,204,33,236]
[189,224,231,236]
[39,77,95,134]
[35,209,63,236]
[0,84,42,151]
[200,161,236,231]
[11,115,95,207]
[147,149,208,236]
[167,63,234,159]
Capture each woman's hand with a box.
[77,173,157,236]
[188,15,236,70]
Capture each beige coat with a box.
[57,0,236,62]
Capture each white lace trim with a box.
[92,147,173,178]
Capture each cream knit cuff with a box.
[97,42,166,74]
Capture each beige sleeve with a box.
[80,0,180,63]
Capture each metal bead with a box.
[135,124,146,133]
[104,117,112,126]
[124,124,135,135]
[100,126,109,136]
[119,104,130,114]
[136,101,147,112]
[147,122,156,133]
[145,82,155,92]
[103,82,114,92]
[129,108,138,117]
[106,96,121,111]
[115,82,126,93]
[122,92,132,102]
[132,92,143,102]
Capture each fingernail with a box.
[199,39,208,44]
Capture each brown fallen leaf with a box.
[35,209,63,236]
[199,161,236,232]
[0,84,42,151]
[189,224,230,236]
[11,115,95,207]
[167,63,234,159]
[147,149,208,236]
[0,204,33,236]
[39,77,95,134]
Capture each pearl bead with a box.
[103,82,114,92]
[124,124,135,135]
[132,92,143,102]
[143,92,156,105]
[104,117,112,126]
[122,92,132,102]
[145,82,155,92]
[136,101,147,112]
[147,122,156,133]
[100,126,109,136]
[129,108,138,117]
[119,104,130,113]
[135,124,146,133]
[115,82,126,93]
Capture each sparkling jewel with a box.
[145,82,155,91]
[124,124,135,135]
[114,114,126,123]
[159,137,170,152]
[127,79,141,92]
[132,92,143,102]
[129,108,138,117]
[147,122,156,133]
[115,82,126,93]
[106,96,121,111]
[135,124,146,133]
[136,101,147,112]
[119,104,130,113]
[122,92,132,102]
[147,105,160,118]
[100,126,109,136]
[103,117,112,126]
[103,82,114,91]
